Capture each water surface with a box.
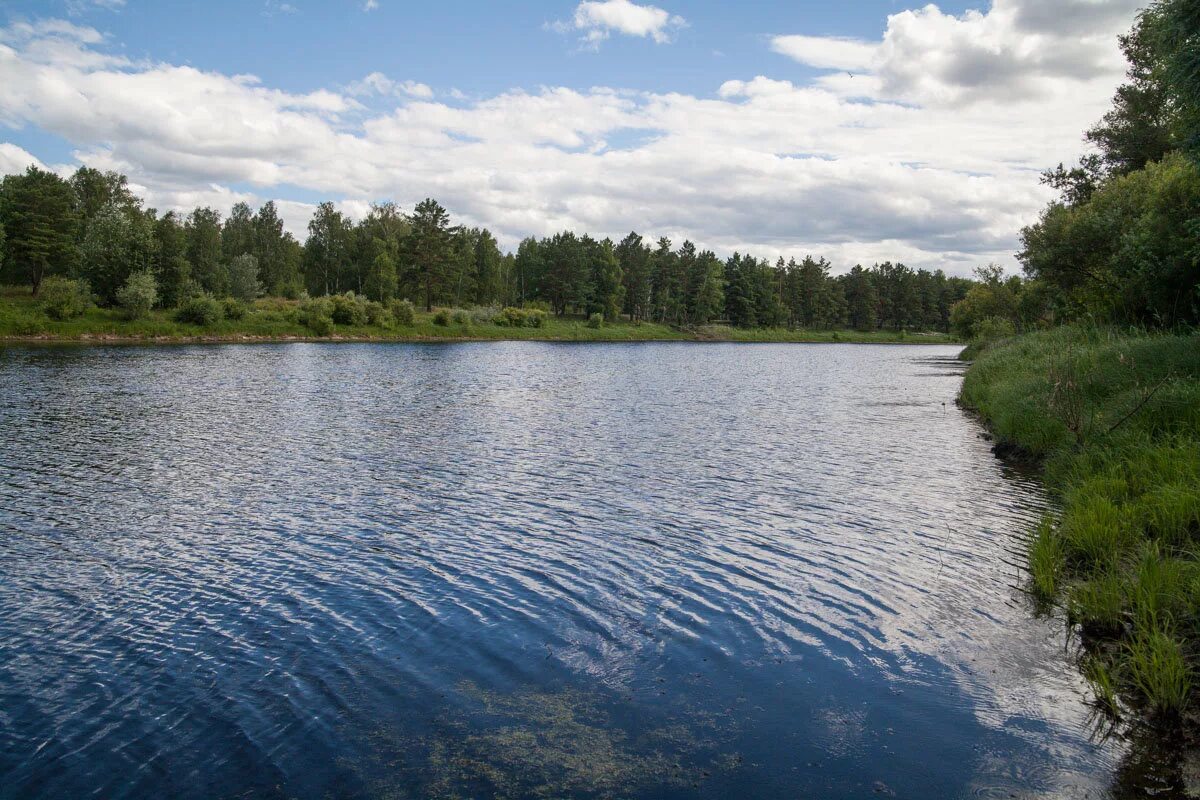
[0,342,1121,798]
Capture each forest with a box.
[0,164,979,337]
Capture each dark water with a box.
[0,343,1124,798]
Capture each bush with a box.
[330,292,369,326]
[493,307,527,327]
[587,312,603,329]
[39,277,92,320]
[299,297,334,336]
[433,309,451,326]
[365,301,392,327]
[524,308,547,328]
[175,294,223,326]
[470,306,500,325]
[451,309,470,325]
[390,299,416,326]
[221,298,248,320]
[115,269,158,319]
[973,316,1017,346]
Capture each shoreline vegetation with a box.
[960,328,1200,733]
[0,286,956,346]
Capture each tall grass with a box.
[962,325,1200,719]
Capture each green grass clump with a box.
[961,325,1200,720]
[1127,630,1191,714]
[1029,517,1065,601]
[1068,572,1126,634]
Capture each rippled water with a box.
[0,342,1126,798]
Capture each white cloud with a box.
[770,35,877,72]
[66,0,125,16]
[0,143,45,174]
[0,4,1141,274]
[553,0,686,47]
[346,72,433,99]
[773,0,1141,107]
[363,0,379,10]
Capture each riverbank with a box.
[0,288,956,345]
[959,327,1200,730]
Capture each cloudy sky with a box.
[0,0,1144,274]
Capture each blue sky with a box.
[0,0,1143,273]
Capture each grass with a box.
[961,325,1200,720]
[0,285,958,346]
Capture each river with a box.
[0,342,1125,798]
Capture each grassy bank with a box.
[960,327,1200,721]
[0,287,956,345]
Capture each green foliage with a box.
[221,298,248,321]
[299,296,334,335]
[433,308,451,326]
[451,309,470,326]
[79,205,155,305]
[389,298,416,326]
[587,312,603,329]
[115,269,158,319]
[365,300,391,327]
[330,292,369,326]
[0,166,79,293]
[227,253,262,303]
[39,276,91,320]
[174,294,223,326]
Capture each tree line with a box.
[0,168,975,331]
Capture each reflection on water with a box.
[0,342,1138,798]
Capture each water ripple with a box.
[0,343,1122,799]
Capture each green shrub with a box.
[433,309,451,326]
[39,277,92,320]
[221,298,248,320]
[470,306,500,325]
[115,269,158,319]
[330,292,368,326]
[524,308,547,328]
[175,294,223,326]
[299,297,334,335]
[973,316,1016,345]
[390,299,416,326]
[365,301,391,327]
[307,315,334,337]
[587,312,603,329]
[493,307,527,327]
[451,309,470,326]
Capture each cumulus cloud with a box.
[773,0,1141,107]
[552,0,686,47]
[0,4,1140,274]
